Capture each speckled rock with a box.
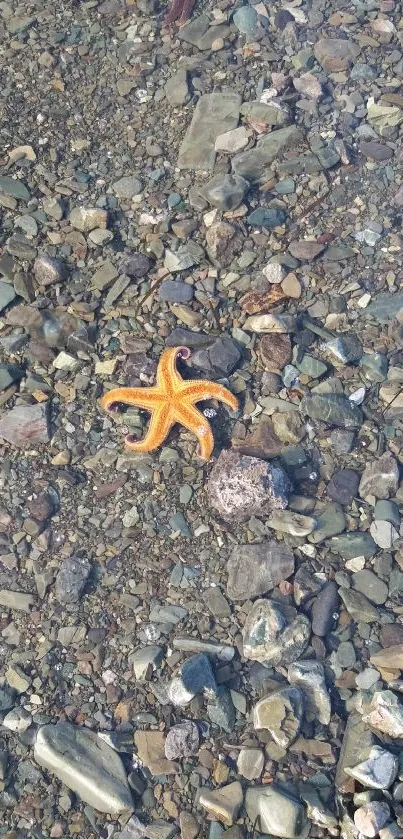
[208,450,291,522]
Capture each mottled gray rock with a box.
[34,723,133,814]
[55,554,91,604]
[0,403,49,447]
[253,686,303,747]
[164,68,189,106]
[288,660,331,724]
[359,452,399,500]
[34,255,66,286]
[339,588,379,623]
[243,599,310,665]
[300,393,362,427]
[245,784,307,838]
[232,126,304,183]
[149,604,188,624]
[336,712,376,793]
[226,542,294,600]
[363,691,403,739]
[345,745,398,790]
[327,470,360,504]
[164,721,199,760]
[208,450,291,522]
[354,802,390,838]
[168,654,217,706]
[329,532,377,560]
[112,176,142,199]
[178,92,241,171]
[206,686,236,733]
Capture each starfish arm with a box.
[156,347,189,393]
[125,404,174,452]
[100,386,164,413]
[180,381,239,412]
[174,403,215,460]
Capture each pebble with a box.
[206,686,236,733]
[288,660,331,725]
[69,207,108,232]
[0,175,30,201]
[208,450,291,522]
[314,38,360,72]
[353,570,389,605]
[359,452,400,500]
[198,782,243,826]
[180,812,200,839]
[215,127,249,154]
[164,722,199,760]
[55,554,91,604]
[289,240,325,261]
[329,532,377,560]
[253,686,304,747]
[300,393,363,427]
[226,541,294,600]
[267,510,316,536]
[34,255,66,286]
[339,588,380,623]
[160,281,194,304]
[354,802,391,837]
[34,723,133,814]
[363,691,403,738]
[243,599,311,665]
[187,336,241,378]
[2,706,32,733]
[237,749,265,781]
[202,174,249,211]
[131,646,163,680]
[327,469,360,504]
[346,745,398,790]
[167,654,217,706]
[311,581,339,636]
[112,176,142,199]
[260,333,292,371]
[0,281,16,312]
[0,403,49,447]
[245,784,307,839]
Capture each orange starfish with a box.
[100,346,239,460]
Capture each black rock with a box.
[311,582,339,637]
[120,253,151,278]
[189,336,241,378]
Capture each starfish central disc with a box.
[100,346,239,460]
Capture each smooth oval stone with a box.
[266,510,316,536]
[353,569,389,605]
[311,581,339,636]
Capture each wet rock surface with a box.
[1,0,403,836]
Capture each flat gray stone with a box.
[34,723,133,814]
[0,176,30,201]
[202,174,249,211]
[245,784,307,838]
[232,125,304,183]
[227,542,294,600]
[300,393,362,428]
[178,92,241,171]
[0,281,16,312]
[364,291,403,323]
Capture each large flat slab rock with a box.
[178,92,241,171]
[34,723,133,814]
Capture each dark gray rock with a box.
[202,174,249,211]
[329,532,377,559]
[208,450,291,522]
[0,363,23,391]
[206,686,236,733]
[247,208,286,228]
[189,336,241,378]
[121,253,151,278]
[227,542,294,600]
[311,581,339,636]
[167,654,217,706]
[300,393,362,427]
[159,281,194,304]
[55,554,91,604]
[232,126,304,183]
[327,469,360,504]
[0,281,17,312]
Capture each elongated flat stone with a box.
[232,125,304,183]
[34,723,133,814]
[178,92,241,171]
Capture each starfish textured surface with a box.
[100,346,239,460]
